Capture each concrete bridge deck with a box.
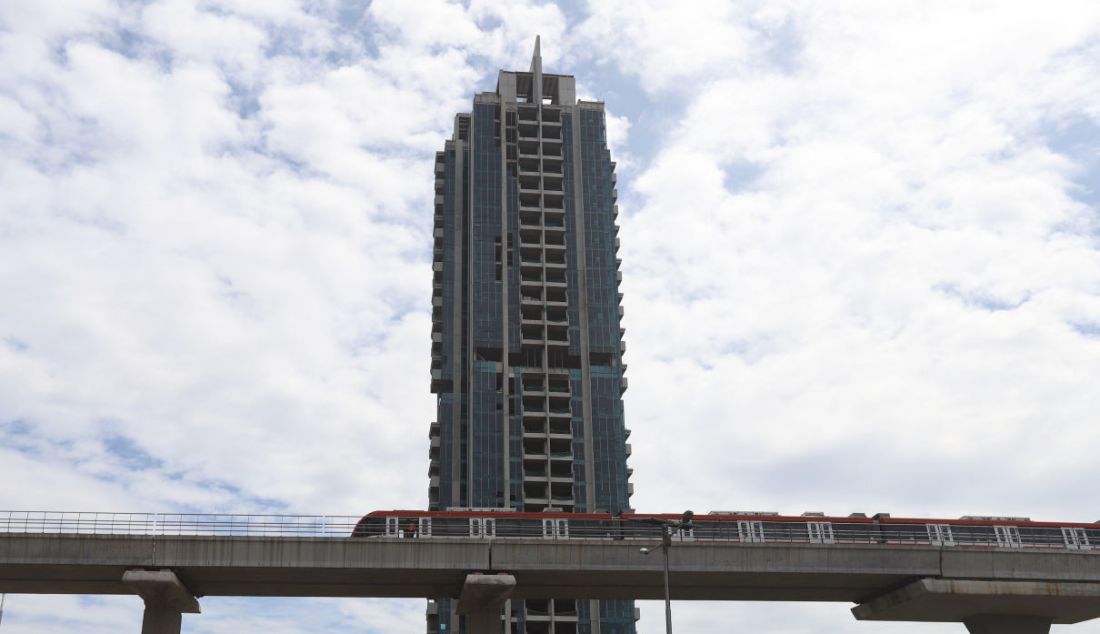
[2,533,1100,633]
[1,533,1098,601]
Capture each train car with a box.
[352,509,1099,551]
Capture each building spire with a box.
[530,35,542,75]
[530,35,543,104]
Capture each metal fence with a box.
[0,512,1094,551]
[0,511,361,538]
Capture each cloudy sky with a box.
[2,0,1100,632]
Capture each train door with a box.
[384,516,400,538]
[927,524,955,546]
[808,522,836,544]
[542,518,569,539]
[678,524,695,541]
[994,525,1022,548]
[737,520,765,543]
[1062,527,1090,550]
[470,517,497,539]
[418,517,432,538]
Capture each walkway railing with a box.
[0,511,360,537]
[0,511,1093,550]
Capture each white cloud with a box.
[0,0,561,522]
[595,1,1100,519]
[579,4,1100,630]
[575,0,764,92]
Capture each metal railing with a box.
[0,511,360,537]
[0,512,1094,551]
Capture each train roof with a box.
[362,510,1099,528]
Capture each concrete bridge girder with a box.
[3,534,1100,633]
[852,579,1100,633]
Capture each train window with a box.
[384,517,400,538]
[1062,527,1090,550]
[419,517,432,538]
[808,522,835,544]
[927,524,955,546]
[542,518,569,539]
[994,525,1022,548]
[737,520,765,543]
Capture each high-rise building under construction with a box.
[427,38,636,634]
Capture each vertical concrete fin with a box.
[531,35,543,105]
[530,35,542,76]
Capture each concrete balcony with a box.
[517,121,539,136]
[518,139,540,157]
[517,106,538,122]
[523,466,548,479]
[542,139,563,155]
[542,158,564,175]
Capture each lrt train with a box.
[352,509,1099,550]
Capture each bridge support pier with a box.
[963,614,1052,634]
[456,573,516,634]
[122,569,200,634]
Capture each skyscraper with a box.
[428,38,635,634]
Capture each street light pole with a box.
[661,525,672,634]
[640,511,692,634]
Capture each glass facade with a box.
[428,44,634,634]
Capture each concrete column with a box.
[122,569,200,634]
[963,615,1052,634]
[456,573,516,634]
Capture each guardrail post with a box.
[122,569,200,634]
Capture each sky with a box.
[1,0,1099,632]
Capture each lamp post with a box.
[639,510,693,634]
